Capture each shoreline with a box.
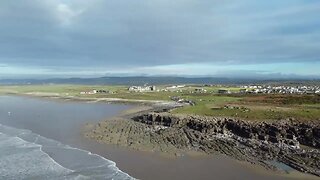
[1,93,319,179]
[83,102,320,179]
[3,92,182,107]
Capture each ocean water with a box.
[0,96,134,180]
[0,124,133,179]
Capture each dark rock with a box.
[131,112,320,176]
[269,136,279,143]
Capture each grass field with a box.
[174,93,320,121]
[0,84,319,121]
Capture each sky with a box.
[0,0,320,79]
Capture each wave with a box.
[0,124,134,180]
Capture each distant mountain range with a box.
[0,76,319,85]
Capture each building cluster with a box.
[240,85,320,94]
[128,85,156,92]
[163,85,186,92]
[80,89,112,95]
[194,88,207,93]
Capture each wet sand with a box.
[0,95,318,180]
[76,133,319,180]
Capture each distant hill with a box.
[0,76,319,85]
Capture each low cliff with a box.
[132,113,320,176]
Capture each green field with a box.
[1,84,319,121]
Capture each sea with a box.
[0,96,134,180]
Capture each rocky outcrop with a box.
[133,113,320,149]
[133,113,320,176]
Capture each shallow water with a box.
[0,96,134,179]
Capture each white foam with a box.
[0,133,73,179]
[0,124,135,180]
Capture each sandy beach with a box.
[77,138,320,180]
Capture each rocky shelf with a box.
[132,113,320,176]
[87,111,320,177]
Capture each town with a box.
[80,84,320,95]
[239,85,320,94]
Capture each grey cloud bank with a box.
[0,0,319,77]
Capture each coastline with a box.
[1,93,319,180]
[83,104,320,180]
[3,91,181,107]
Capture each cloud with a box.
[56,3,84,26]
[0,0,319,76]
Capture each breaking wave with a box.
[0,124,134,180]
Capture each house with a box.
[128,85,156,92]
[80,89,113,95]
[166,85,185,90]
[80,90,97,95]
